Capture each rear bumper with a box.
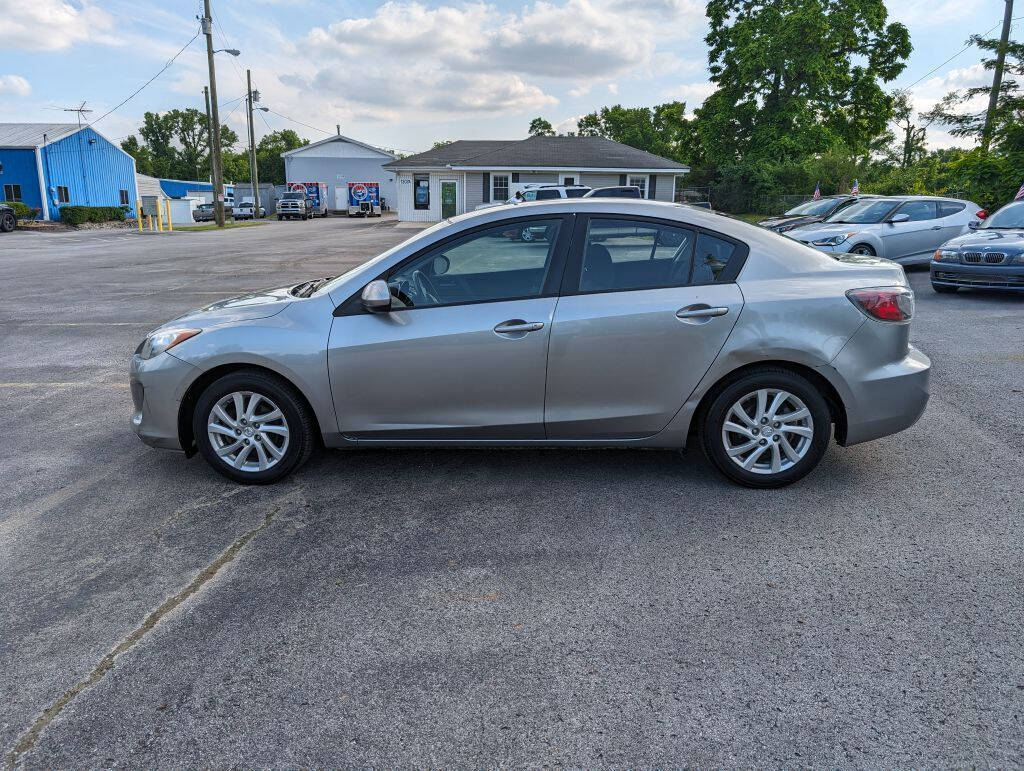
[930,261,1024,290]
[129,352,198,451]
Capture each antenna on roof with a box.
[62,101,93,128]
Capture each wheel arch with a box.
[687,359,848,445]
[177,363,322,457]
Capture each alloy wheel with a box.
[721,388,814,475]
[207,391,290,472]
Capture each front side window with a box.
[57,186,70,204]
[628,175,648,198]
[4,184,22,202]
[492,175,509,201]
[896,200,938,221]
[413,175,430,210]
[577,218,696,293]
[386,218,563,309]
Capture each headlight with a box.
[933,249,959,263]
[137,328,201,360]
[1014,252,1024,265]
[774,223,797,232]
[811,233,857,247]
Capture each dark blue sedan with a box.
[931,200,1024,292]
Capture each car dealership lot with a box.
[1,218,1022,766]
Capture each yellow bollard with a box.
[165,198,173,232]
[137,200,143,232]
[156,199,164,232]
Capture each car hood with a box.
[941,229,1024,252]
[155,284,294,333]
[789,222,871,242]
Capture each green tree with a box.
[884,91,932,169]
[120,135,153,176]
[527,117,555,136]
[573,102,697,163]
[697,0,911,167]
[254,129,307,185]
[121,109,239,181]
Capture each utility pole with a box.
[246,69,261,217]
[201,0,226,227]
[982,0,1014,152]
[203,86,214,184]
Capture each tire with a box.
[700,367,831,488]
[0,211,16,233]
[849,244,875,256]
[192,370,316,484]
[932,282,958,294]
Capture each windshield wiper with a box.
[292,276,337,298]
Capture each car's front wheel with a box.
[700,368,831,488]
[849,244,876,256]
[0,211,16,232]
[192,370,316,484]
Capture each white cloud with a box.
[0,75,31,97]
[554,114,584,134]
[607,83,619,95]
[0,0,113,51]
[568,84,593,99]
[662,81,716,108]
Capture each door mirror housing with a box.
[967,220,980,230]
[361,280,392,313]
[888,213,910,224]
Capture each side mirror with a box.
[889,213,910,224]
[968,220,980,230]
[361,279,391,313]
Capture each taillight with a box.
[846,287,914,322]
[976,209,988,219]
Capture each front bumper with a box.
[930,261,1024,290]
[129,352,199,451]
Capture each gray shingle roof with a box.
[0,123,83,148]
[384,135,688,172]
[384,140,519,169]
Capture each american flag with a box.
[851,179,860,196]
[1015,180,1024,201]
[812,182,821,200]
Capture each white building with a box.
[281,132,398,213]
[383,135,690,222]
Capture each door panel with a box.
[440,181,457,218]
[330,298,557,439]
[544,283,743,439]
[881,201,938,260]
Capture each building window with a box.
[57,186,70,204]
[628,175,648,198]
[492,175,509,201]
[119,189,130,206]
[413,174,430,210]
[3,184,22,202]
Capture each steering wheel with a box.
[411,269,441,305]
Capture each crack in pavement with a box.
[4,489,302,769]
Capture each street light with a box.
[214,48,241,56]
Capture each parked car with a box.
[583,186,643,199]
[758,195,878,233]
[130,199,929,488]
[232,202,266,220]
[792,195,985,264]
[930,199,1024,293]
[516,184,591,201]
[276,191,313,220]
[0,203,16,233]
[192,203,217,223]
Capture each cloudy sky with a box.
[0,0,1015,154]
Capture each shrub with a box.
[59,206,127,226]
[4,201,41,220]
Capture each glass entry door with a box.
[440,180,458,218]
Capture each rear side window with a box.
[564,188,588,198]
[535,189,560,200]
[938,201,966,217]
[577,218,697,292]
[692,234,737,284]
[896,200,938,221]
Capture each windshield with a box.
[825,199,896,224]
[982,200,1024,228]
[283,192,305,200]
[785,198,841,216]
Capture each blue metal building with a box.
[0,123,138,220]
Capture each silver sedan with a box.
[130,199,930,488]
[792,195,984,264]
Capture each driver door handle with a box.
[676,306,729,319]
[494,320,545,334]
[930,225,942,230]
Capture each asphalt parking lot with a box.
[1,216,1022,767]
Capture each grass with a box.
[730,213,770,224]
[176,220,270,232]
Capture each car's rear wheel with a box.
[0,211,16,232]
[932,282,958,294]
[700,368,831,488]
[193,370,316,484]
[850,244,875,256]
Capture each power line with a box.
[90,30,200,127]
[900,15,1024,90]
[263,108,333,135]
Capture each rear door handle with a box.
[494,320,545,334]
[676,306,729,319]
